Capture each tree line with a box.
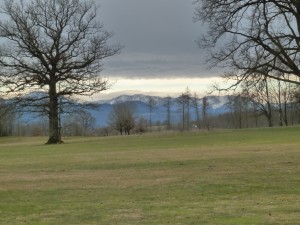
[2,82,300,137]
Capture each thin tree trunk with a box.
[278,80,283,126]
[195,104,201,129]
[182,105,185,130]
[167,107,171,130]
[265,78,273,127]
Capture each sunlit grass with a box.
[0,127,300,224]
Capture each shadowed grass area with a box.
[0,127,300,224]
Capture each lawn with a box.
[0,127,300,224]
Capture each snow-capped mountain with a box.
[97,94,229,108]
[206,95,229,110]
[97,94,168,105]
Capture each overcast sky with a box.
[97,0,209,79]
[94,0,221,99]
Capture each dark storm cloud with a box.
[97,0,212,78]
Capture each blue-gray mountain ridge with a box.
[19,94,230,127]
[89,94,230,127]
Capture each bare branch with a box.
[195,0,300,87]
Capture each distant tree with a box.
[146,96,157,128]
[226,94,248,129]
[108,101,136,135]
[275,80,285,126]
[243,77,274,127]
[191,93,201,129]
[0,0,121,144]
[163,96,172,130]
[75,109,96,136]
[177,87,191,130]
[291,87,300,124]
[135,117,148,134]
[202,96,210,130]
[0,99,14,136]
[272,77,297,127]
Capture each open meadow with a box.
[0,127,300,224]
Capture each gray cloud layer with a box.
[98,0,212,79]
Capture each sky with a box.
[90,0,220,100]
[92,0,218,98]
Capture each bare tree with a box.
[146,96,157,128]
[243,77,274,127]
[202,96,210,130]
[195,1,300,86]
[0,0,121,143]
[108,101,136,135]
[272,76,297,126]
[75,109,96,136]
[290,86,300,124]
[177,88,192,130]
[135,117,148,134]
[191,93,201,129]
[274,79,289,126]
[226,93,251,129]
[0,99,14,136]
[163,96,172,130]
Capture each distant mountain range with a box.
[19,94,231,127]
[88,94,230,127]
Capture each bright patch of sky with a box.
[90,77,224,100]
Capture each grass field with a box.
[0,127,300,224]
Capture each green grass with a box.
[0,127,300,224]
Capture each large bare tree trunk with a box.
[47,83,61,144]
